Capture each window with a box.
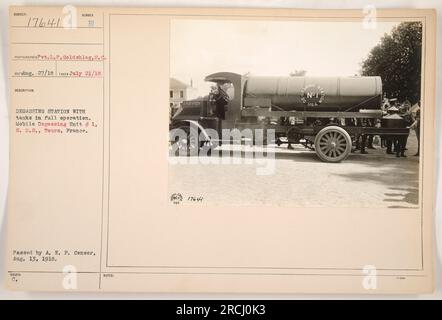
[169,90,173,98]
[180,90,184,98]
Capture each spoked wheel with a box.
[314,126,352,162]
[172,126,199,156]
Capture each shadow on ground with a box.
[217,145,419,207]
[332,154,419,207]
[172,140,420,208]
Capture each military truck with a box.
[170,72,409,162]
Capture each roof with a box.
[170,78,190,89]
[205,72,242,83]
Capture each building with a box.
[170,78,195,112]
[170,78,198,120]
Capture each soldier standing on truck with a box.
[212,83,230,120]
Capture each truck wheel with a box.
[173,126,199,156]
[314,126,352,162]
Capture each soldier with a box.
[403,97,412,112]
[356,118,368,154]
[381,94,391,112]
[396,109,413,157]
[212,83,230,120]
[385,105,401,155]
[366,119,375,149]
[410,109,420,156]
[385,135,396,154]
[346,118,360,154]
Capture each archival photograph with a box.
[168,19,422,208]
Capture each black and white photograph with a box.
[1,3,439,297]
[168,19,423,208]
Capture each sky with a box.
[171,19,398,98]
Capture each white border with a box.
[0,0,440,299]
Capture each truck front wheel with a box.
[172,126,200,156]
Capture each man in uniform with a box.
[212,83,230,120]
[385,104,400,155]
[366,119,375,149]
[410,109,420,156]
[355,118,368,154]
[386,136,396,154]
[396,108,413,157]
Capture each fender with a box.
[172,120,211,142]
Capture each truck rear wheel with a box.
[314,126,352,162]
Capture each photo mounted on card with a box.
[168,17,423,208]
[6,7,436,293]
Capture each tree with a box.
[361,22,422,104]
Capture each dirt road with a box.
[168,131,420,208]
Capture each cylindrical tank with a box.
[244,76,382,112]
